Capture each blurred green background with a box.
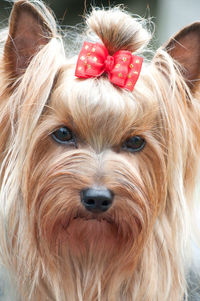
[0,0,199,48]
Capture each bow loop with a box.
[75,42,143,91]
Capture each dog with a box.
[0,0,200,300]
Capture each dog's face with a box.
[0,1,200,300]
[24,65,165,264]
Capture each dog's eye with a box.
[122,136,145,152]
[51,127,75,145]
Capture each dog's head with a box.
[0,1,200,300]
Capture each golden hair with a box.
[0,1,199,300]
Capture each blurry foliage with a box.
[0,0,157,26]
[0,0,158,51]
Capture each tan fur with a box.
[0,1,200,300]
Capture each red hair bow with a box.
[75,42,143,91]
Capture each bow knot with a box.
[104,55,114,72]
[75,42,143,91]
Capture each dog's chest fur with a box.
[0,267,199,301]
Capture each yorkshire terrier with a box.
[0,1,200,300]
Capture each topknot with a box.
[86,7,151,55]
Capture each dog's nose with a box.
[80,188,114,213]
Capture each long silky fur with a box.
[0,2,200,301]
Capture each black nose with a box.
[80,188,114,213]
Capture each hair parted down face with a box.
[0,1,200,301]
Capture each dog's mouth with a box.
[65,213,114,232]
[58,209,136,255]
[60,208,115,231]
[71,216,113,230]
[62,210,116,233]
[58,214,121,259]
[72,214,113,224]
[61,211,122,253]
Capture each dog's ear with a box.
[163,22,200,91]
[3,0,57,79]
